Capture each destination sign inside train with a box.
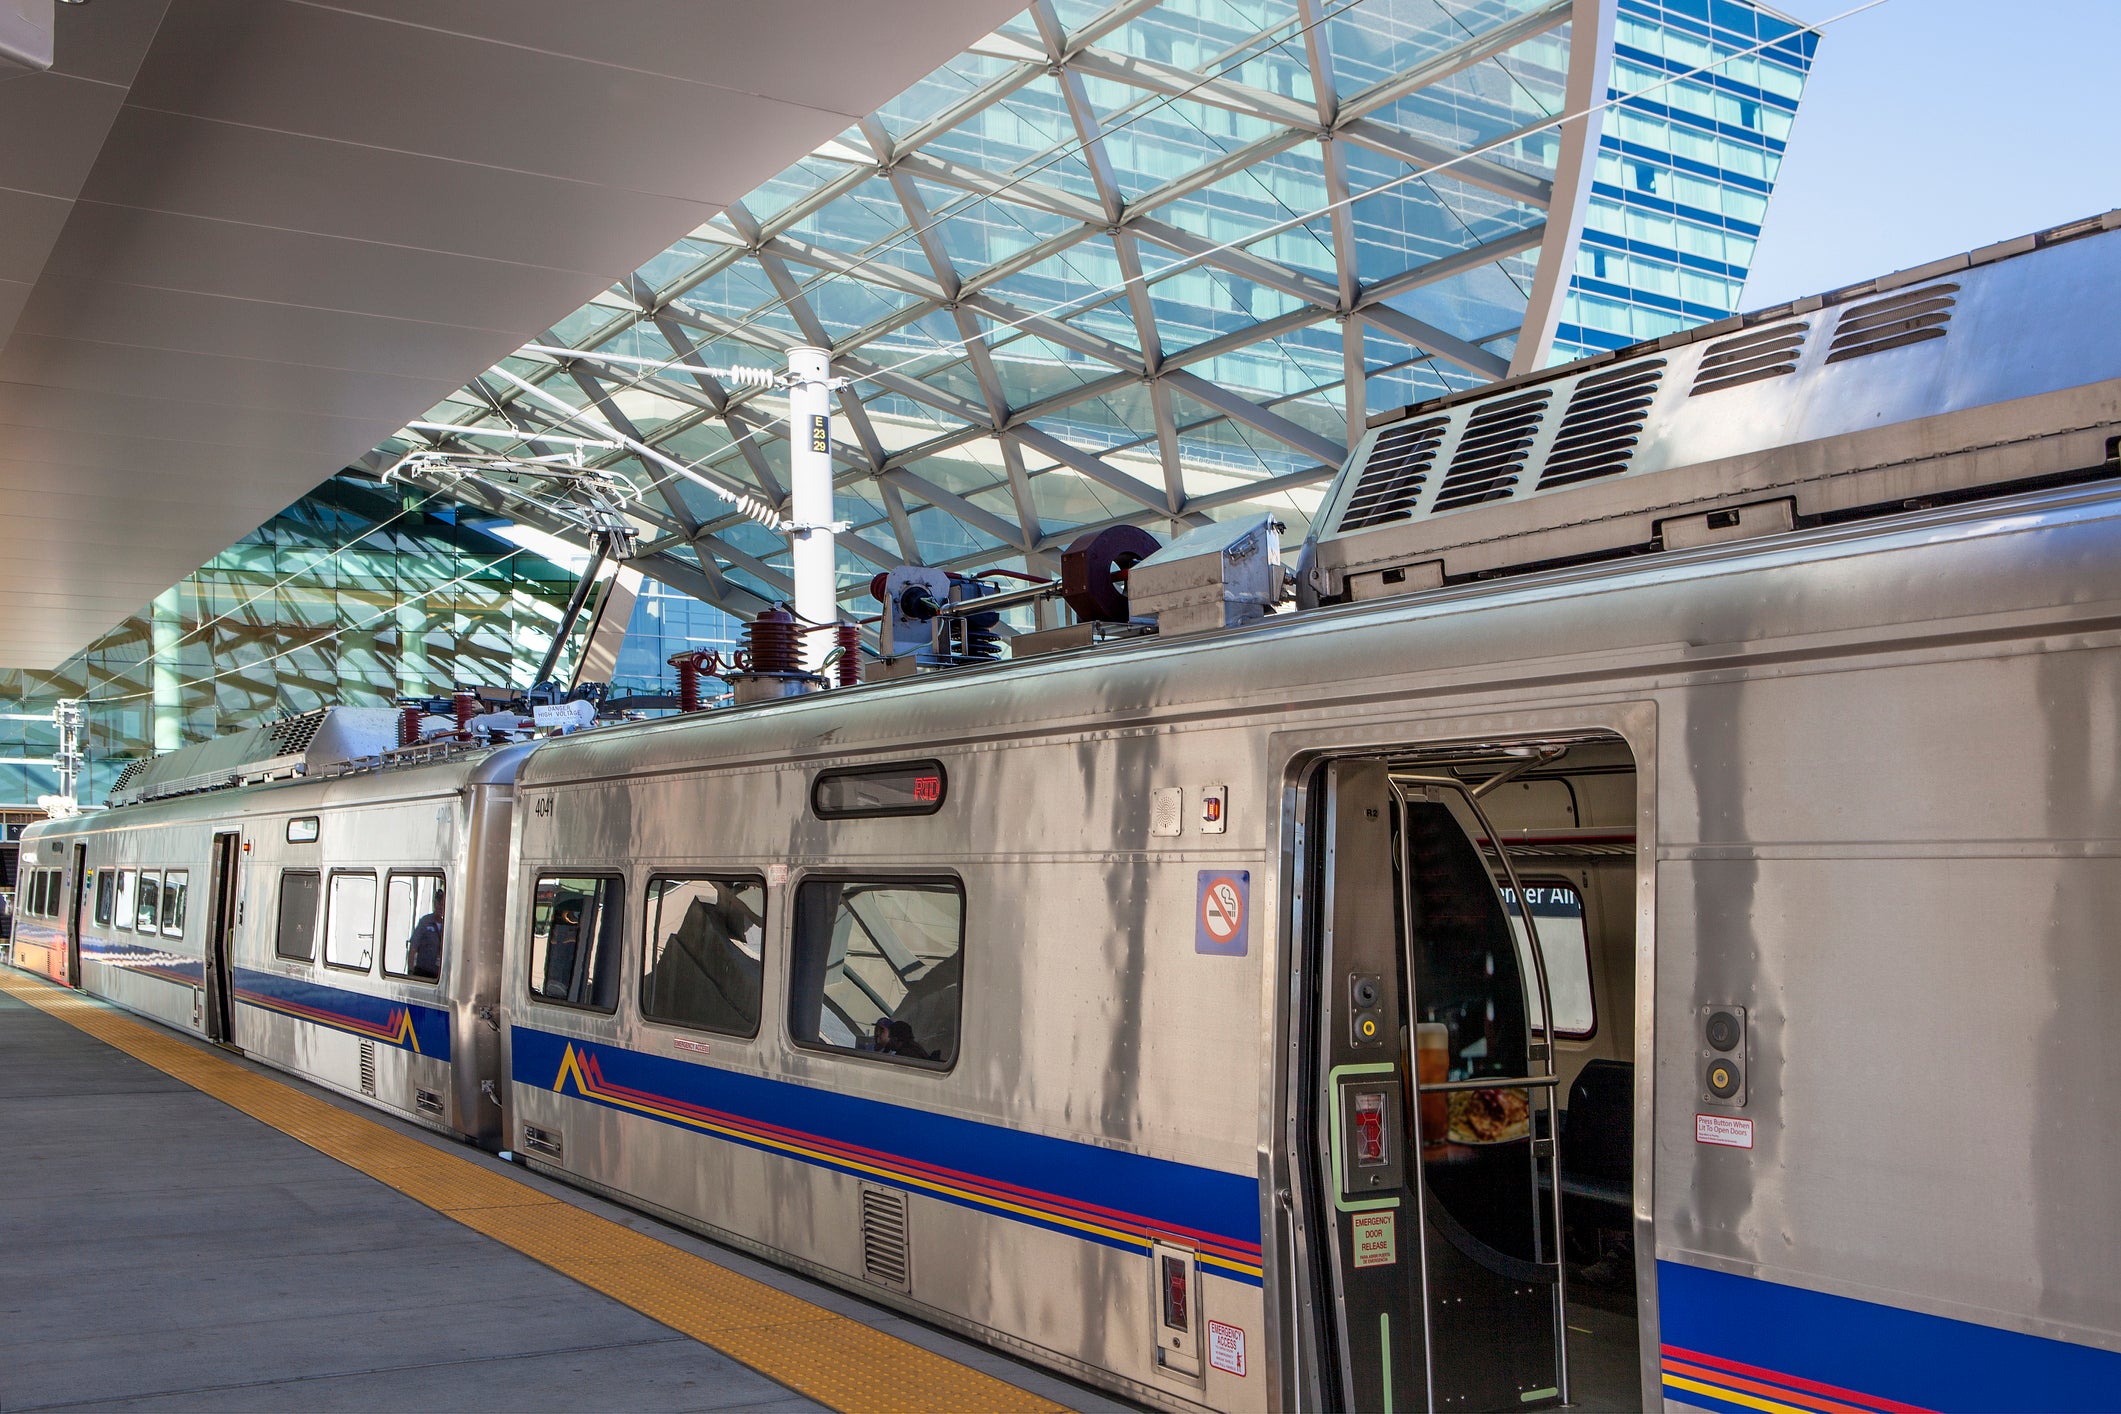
[812,761,947,818]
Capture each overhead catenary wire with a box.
[87,2,1864,711]
[480,0,1866,519]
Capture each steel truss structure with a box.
[367,0,1605,625]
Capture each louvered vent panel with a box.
[1431,390,1552,511]
[1538,359,1665,490]
[266,709,328,757]
[1692,322,1806,395]
[859,1186,911,1292]
[358,1039,377,1096]
[1826,283,1958,363]
[1338,416,1448,531]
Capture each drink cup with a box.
[1416,1022,1449,1145]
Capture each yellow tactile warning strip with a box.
[0,969,1063,1414]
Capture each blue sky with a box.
[1742,0,2121,307]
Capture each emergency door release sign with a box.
[1195,871,1250,956]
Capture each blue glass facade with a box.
[1553,0,1817,363]
[606,578,745,703]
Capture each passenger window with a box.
[114,869,134,930]
[28,869,45,917]
[788,878,962,1067]
[95,868,114,926]
[276,871,321,962]
[383,873,446,981]
[641,876,765,1038]
[527,875,623,1012]
[135,870,161,933]
[1502,881,1596,1038]
[160,870,189,939]
[324,873,377,972]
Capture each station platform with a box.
[0,971,1138,1414]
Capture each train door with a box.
[201,832,240,1045]
[65,843,86,986]
[1300,758,1567,1411]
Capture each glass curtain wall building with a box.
[0,475,582,806]
[1552,0,1816,361]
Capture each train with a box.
[13,212,2121,1413]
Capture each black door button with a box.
[1705,1009,1741,1052]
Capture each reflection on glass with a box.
[135,871,161,934]
[789,880,962,1066]
[642,877,765,1036]
[324,874,377,971]
[160,870,188,939]
[384,874,445,981]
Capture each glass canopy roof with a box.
[366,0,1582,622]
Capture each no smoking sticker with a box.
[1195,871,1250,955]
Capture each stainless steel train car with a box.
[19,212,2121,1413]
[14,725,526,1146]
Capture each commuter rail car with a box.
[19,212,2121,1413]
[14,725,526,1146]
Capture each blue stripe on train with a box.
[511,1026,1264,1280]
[81,934,204,985]
[232,967,453,1059]
[1660,1260,2121,1413]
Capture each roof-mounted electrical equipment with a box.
[1301,210,2121,603]
[1127,513,1288,638]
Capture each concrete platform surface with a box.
[0,986,1137,1414]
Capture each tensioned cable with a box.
[87,3,1859,705]
[476,0,1382,432]
[87,537,575,706]
[852,0,1876,388]
[523,1,1862,512]
[119,487,445,675]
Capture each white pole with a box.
[786,344,836,671]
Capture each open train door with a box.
[201,831,240,1045]
[65,842,86,986]
[1302,758,1566,1411]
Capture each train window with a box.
[641,875,765,1038]
[275,870,321,962]
[27,869,46,917]
[286,816,320,844]
[95,868,114,926]
[527,875,623,1012]
[788,878,962,1069]
[382,873,446,982]
[160,870,189,939]
[811,761,947,819]
[324,873,378,973]
[113,869,134,931]
[135,870,162,933]
[1501,881,1596,1039]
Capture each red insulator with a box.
[398,706,423,748]
[452,690,477,736]
[834,621,862,688]
[666,650,714,712]
[746,607,802,675]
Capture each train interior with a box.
[1300,732,1643,1411]
[1433,737,1642,1409]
